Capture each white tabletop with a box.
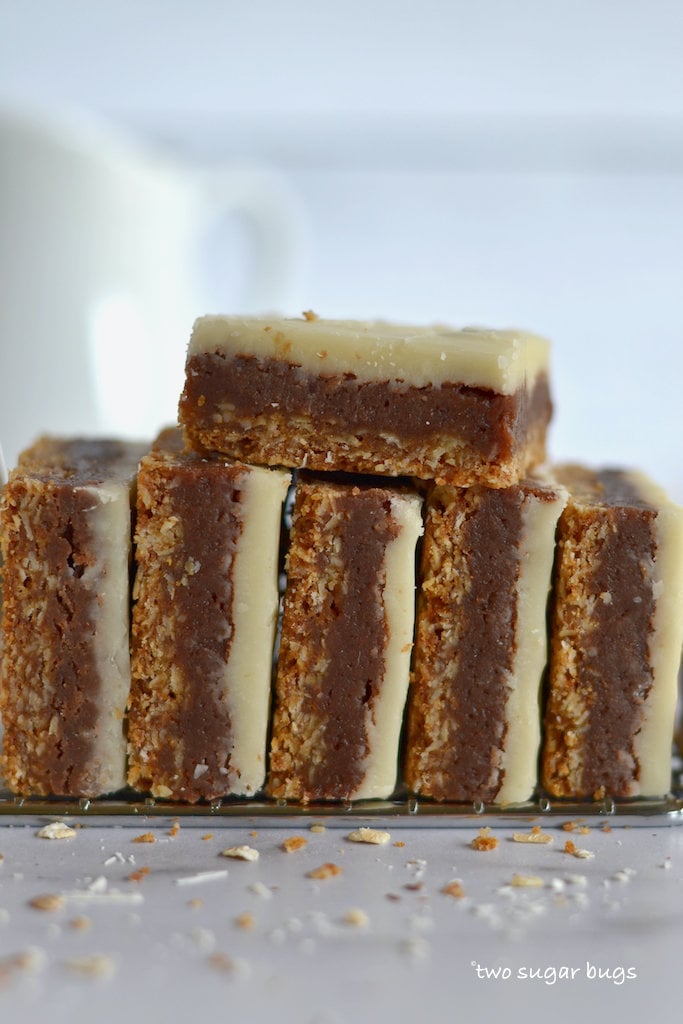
[0,813,680,1023]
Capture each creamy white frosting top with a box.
[188,316,550,395]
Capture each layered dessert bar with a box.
[268,474,423,802]
[542,466,683,799]
[127,428,290,802]
[179,314,552,487]
[406,475,567,805]
[0,437,145,797]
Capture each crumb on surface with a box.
[442,880,465,899]
[221,845,259,862]
[302,309,319,321]
[126,867,150,883]
[471,827,499,851]
[132,832,156,844]
[37,821,77,841]
[29,894,65,912]
[342,907,369,928]
[347,827,391,846]
[510,873,544,888]
[281,836,308,853]
[235,912,255,930]
[563,839,595,859]
[512,827,553,845]
[308,863,343,880]
[309,824,326,834]
[69,916,92,932]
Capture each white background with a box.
[1,0,683,495]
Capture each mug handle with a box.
[193,164,307,314]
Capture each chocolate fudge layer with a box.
[0,437,145,797]
[179,315,552,487]
[542,466,683,799]
[406,475,567,804]
[127,428,290,802]
[268,475,423,803]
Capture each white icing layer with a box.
[353,491,423,800]
[634,494,683,796]
[88,480,136,793]
[224,466,291,796]
[188,315,549,394]
[496,479,568,804]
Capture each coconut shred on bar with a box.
[179,315,552,488]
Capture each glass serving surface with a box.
[0,757,681,828]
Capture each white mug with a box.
[0,102,305,467]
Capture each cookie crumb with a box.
[132,832,156,844]
[308,863,343,880]
[309,824,326,834]
[510,873,544,888]
[69,916,92,932]
[302,310,319,321]
[347,827,391,846]
[342,907,369,928]
[235,912,255,930]
[281,836,308,853]
[563,839,595,859]
[29,893,65,912]
[442,880,465,899]
[37,821,77,840]
[126,867,150,883]
[471,827,499,851]
[221,845,259,862]
[512,827,553,845]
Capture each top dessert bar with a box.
[179,315,552,487]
